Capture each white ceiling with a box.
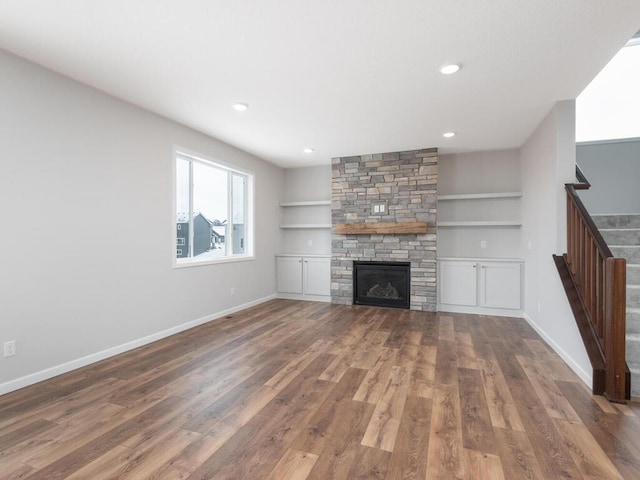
[1,1,639,168]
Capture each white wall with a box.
[283,165,331,201]
[577,138,640,214]
[0,49,284,393]
[520,100,591,384]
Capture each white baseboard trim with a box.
[438,303,523,318]
[522,312,592,387]
[0,294,277,397]
[276,293,331,303]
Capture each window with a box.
[175,149,253,265]
[577,35,640,142]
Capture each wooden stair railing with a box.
[554,165,629,402]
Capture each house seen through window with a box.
[175,150,253,264]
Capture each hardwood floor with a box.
[2,299,640,479]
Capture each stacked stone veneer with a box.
[331,148,438,311]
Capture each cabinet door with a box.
[303,257,331,296]
[277,257,303,294]
[439,261,477,306]
[480,262,521,309]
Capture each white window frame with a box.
[173,147,254,268]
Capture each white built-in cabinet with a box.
[438,258,523,314]
[276,255,331,301]
[276,198,331,302]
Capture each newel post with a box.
[604,257,627,403]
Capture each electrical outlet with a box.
[4,340,16,358]
[230,287,235,296]
[537,301,541,313]
[480,240,487,249]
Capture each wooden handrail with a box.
[561,165,628,402]
[574,164,591,190]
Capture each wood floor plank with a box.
[493,427,545,480]
[434,339,458,386]
[187,355,337,480]
[0,419,55,452]
[64,445,134,480]
[353,348,398,404]
[524,339,579,382]
[477,357,525,432]
[306,401,376,480]
[425,384,465,480]
[493,346,583,479]
[361,365,410,452]
[407,346,436,399]
[346,444,391,480]
[146,432,230,479]
[265,448,319,480]
[1,302,640,479]
[558,380,640,480]
[464,448,506,480]
[552,418,624,480]
[295,368,369,455]
[438,315,455,342]
[516,355,581,422]
[22,395,188,480]
[385,395,432,480]
[458,367,497,455]
[455,331,479,370]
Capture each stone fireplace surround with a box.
[331,148,438,311]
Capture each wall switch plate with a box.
[230,287,235,296]
[372,201,388,215]
[307,239,313,247]
[4,340,16,358]
[480,240,487,249]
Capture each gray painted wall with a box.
[0,49,283,391]
[521,100,591,385]
[438,149,522,259]
[577,138,640,214]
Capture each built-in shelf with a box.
[279,200,332,207]
[280,224,332,229]
[438,221,522,227]
[276,253,331,258]
[438,192,522,201]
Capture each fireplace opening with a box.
[353,261,410,309]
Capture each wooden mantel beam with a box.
[335,222,427,235]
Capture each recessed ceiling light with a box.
[443,131,456,138]
[440,63,461,75]
[303,148,315,154]
[233,103,249,112]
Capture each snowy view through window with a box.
[176,153,249,262]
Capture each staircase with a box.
[593,214,640,398]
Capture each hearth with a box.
[353,261,410,309]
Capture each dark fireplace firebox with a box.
[353,261,410,309]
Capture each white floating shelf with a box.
[279,224,332,229]
[437,221,522,227]
[437,192,522,201]
[279,200,331,207]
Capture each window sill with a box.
[173,254,255,269]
